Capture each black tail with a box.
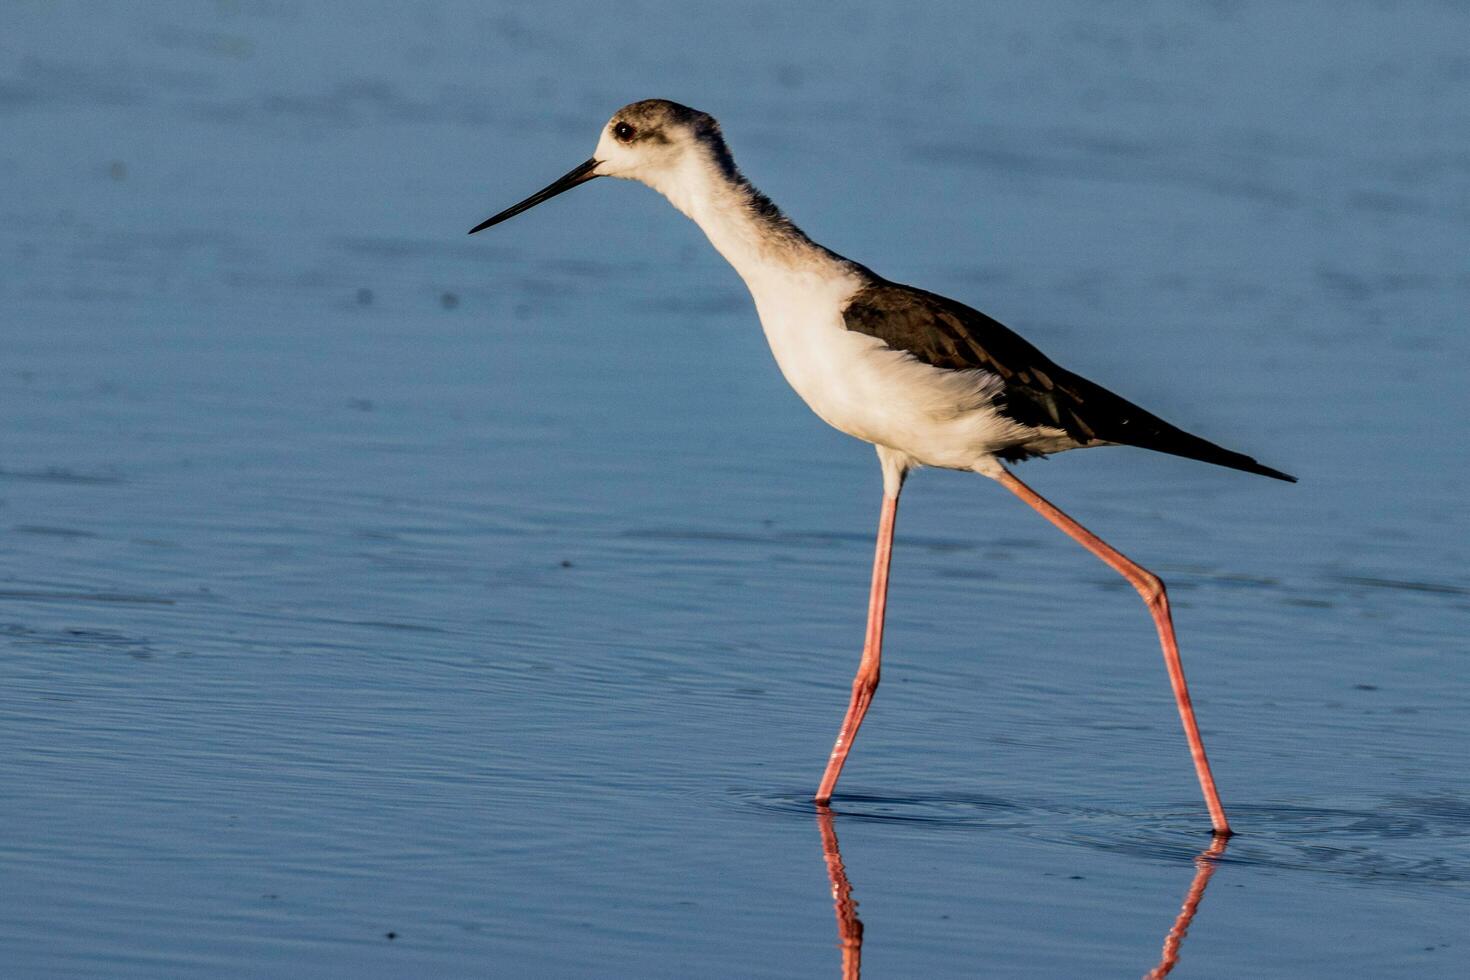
[1057,372,1298,483]
[1127,423,1297,483]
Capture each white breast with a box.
[658,160,1047,471]
[747,271,1032,471]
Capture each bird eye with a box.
[614,121,636,142]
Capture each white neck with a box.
[644,155,856,295]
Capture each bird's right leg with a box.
[814,490,900,804]
[993,468,1231,836]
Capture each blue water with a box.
[3,2,1468,976]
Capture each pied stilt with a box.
[469,99,1296,836]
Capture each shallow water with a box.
[3,1,1468,976]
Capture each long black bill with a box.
[468,158,600,234]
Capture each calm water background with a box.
[3,1,1468,976]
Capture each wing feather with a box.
[841,280,1295,481]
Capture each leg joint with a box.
[851,668,880,698]
[1139,571,1167,608]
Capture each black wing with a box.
[841,280,1295,482]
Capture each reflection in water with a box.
[814,808,1229,979]
[815,806,863,980]
[1145,835,1229,979]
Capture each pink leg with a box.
[995,469,1232,836]
[814,493,899,804]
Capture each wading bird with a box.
[470,100,1294,836]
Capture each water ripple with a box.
[734,790,1470,884]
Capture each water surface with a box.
[3,2,1468,976]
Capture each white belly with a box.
[750,277,1031,470]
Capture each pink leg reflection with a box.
[816,805,863,980]
[1146,835,1229,978]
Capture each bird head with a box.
[469,99,731,234]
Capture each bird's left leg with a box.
[992,467,1231,836]
[814,450,907,804]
